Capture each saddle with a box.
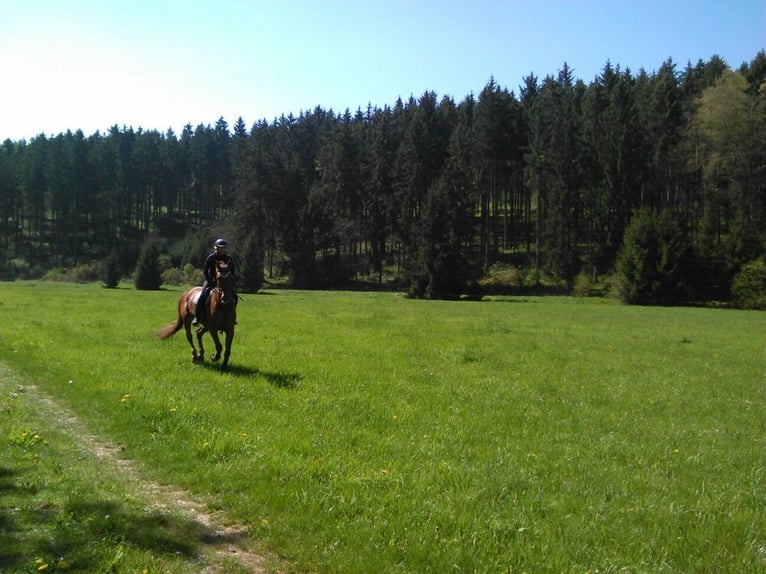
[195,286,213,319]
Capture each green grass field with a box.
[1,282,764,573]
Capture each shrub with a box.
[731,259,766,310]
[43,267,66,281]
[479,263,524,291]
[134,241,163,290]
[3,258,31,280]
[101,254,122,288]
[616,210,692,305]
[237,232,264,293]
[572,271,595,297]
[69,262,101,283]
[183,263,203,286]
[161,267,185,286]
[44,262,101,283]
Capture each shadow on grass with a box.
[0,467,16,555]
[0,465,237,572]
[202,362,302,388]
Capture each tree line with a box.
[1,52,765,303]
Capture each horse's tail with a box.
[156,320,181,339]
[155,295,185,339]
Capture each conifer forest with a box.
[1,53,765,304]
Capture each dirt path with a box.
[2,365,268,573]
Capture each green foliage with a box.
[572,270,595,296]
[478,262,525,291]
[616,209,692,304]
[183,263,203,285]
[160,264,203,287]
[101,253,122,288]
[134,240,163,290]
[237,231,264,293]
[44,261,101,283]
[409,177,478,299]
[166,232,208,268]
[1,258,31,280]
[1,283,764,573]
[160,266,185,286]
[731,259,766,309]
[0,52,765,304]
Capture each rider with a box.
[192,238,236,326]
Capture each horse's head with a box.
[215,262,237,305]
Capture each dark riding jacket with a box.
[197,251,236,321]
[203,251,235,287]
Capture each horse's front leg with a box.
[221,327,235,370]
[209,329,224,363]
[184,316,202,363]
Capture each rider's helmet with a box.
[214,238,229,249]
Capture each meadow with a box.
[0,281,764,573]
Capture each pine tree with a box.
[237,231,264,293]
[535,64,587,288]
[616,210,692,305]
[134,240,163,290]
[101,251,122,288]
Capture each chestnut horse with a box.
[156,262,238,369]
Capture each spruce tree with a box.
[134,240,163,290]
[101,252,122,288]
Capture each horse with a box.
[156,262,238,370]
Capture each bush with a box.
[183,263,203,286]
[1,258,28,280]
[731,259,766,310]
[572,271,595,297]
[479,263,524,290]
[134,240,163,290]
[237,232,265,293]
[44,262,101,283]
[616,210,692,305]
[101,254,122,288]
[160,267,185,286]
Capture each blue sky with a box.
[1,0,763,141]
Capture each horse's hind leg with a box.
[196,328,207,362]
[184,319,202,363]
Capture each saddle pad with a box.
[192,289,202,305]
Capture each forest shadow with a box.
[0,467,22,569]
[0,465,237,572]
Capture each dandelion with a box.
[261,518,269,526]
[120,394,131,403]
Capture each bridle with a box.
[215,266,236,306]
